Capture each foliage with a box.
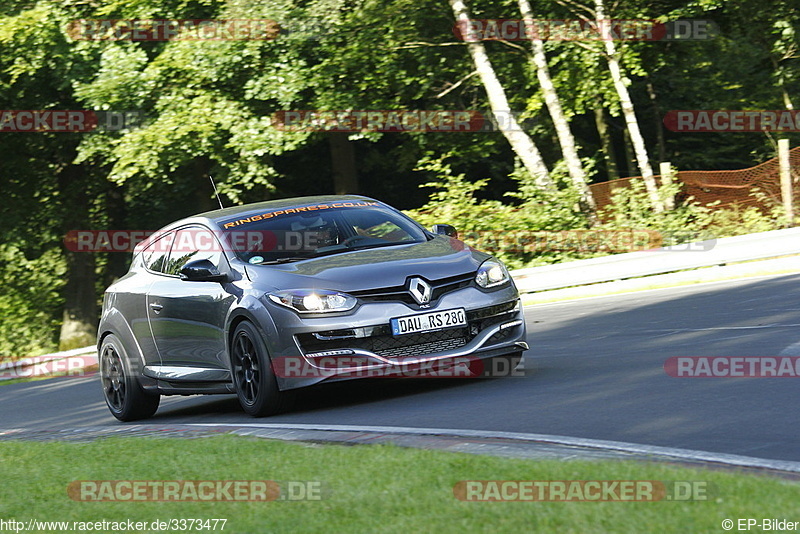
[597,179,702,246]
[695,203,787,238]
[598,180,785,246]
[0,245,66,360]
[408,165,787,269]
[405,156,516,261]
[406,156,592,269]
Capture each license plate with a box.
[390,308,467,336]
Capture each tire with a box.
[230,321,295,417]
[99,334,160,421]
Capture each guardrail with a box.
[509,227,800,294]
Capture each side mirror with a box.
[179,259,229,283]
[431,224,458,239]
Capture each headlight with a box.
[476,259,510,288]
[268,289,357,313]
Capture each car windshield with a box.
[220,204,428,264]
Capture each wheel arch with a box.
[97,309,157,389]
[224,297,286,388]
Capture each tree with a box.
[518,0,596,216]
[592,0,662,211]
[449,0,554,190]
[0,2,106,351]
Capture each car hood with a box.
[242,237,490,292]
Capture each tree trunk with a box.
[60,246,97,350]
[646,80,666,163]
[58,164,97,351]
[102,182,130,290]
[593,100,620,180]
[328,132,359,194]
[518,0,596,217]
[449,0,554,190]
[782,86,795,110]
[772,57,795,110]
[594,0,663,211]
[622,128,636,177]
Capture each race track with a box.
[3,274,800,462]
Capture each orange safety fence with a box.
[590,146,800,214]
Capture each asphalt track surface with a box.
[3,273,800,462]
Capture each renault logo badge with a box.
[408,277,432,305]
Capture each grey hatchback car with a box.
[98,195,528,421]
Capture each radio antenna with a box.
[209,175,224,209]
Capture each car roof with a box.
[134,195,384,254]
[199,194,380,223]
[161,195,381,228]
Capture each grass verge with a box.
[0,435,798,533]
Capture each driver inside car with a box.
[290,215,340,250]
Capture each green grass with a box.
[0,375,52,385]
[0,435,799,533]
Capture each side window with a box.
[164,227,227,276]
[144,233,175,274]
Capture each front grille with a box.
[371,328,468,359]
[296,299,521,361]
[349,273,474,306]
[299,327,469,360]
[488,327,515,343]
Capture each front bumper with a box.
[264,284,527,389]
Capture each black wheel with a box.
[99,334,160,421]
[231,321,294,417]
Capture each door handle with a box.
[149,303,163,312]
